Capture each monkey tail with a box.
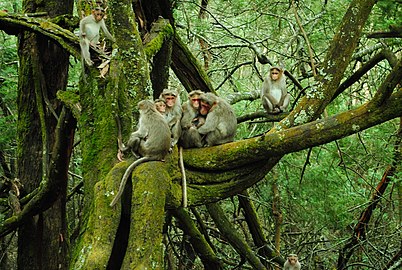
[179,146,187,207]
[110,156,154,207]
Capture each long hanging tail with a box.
[110,156,153,207]
[179,147,187,207]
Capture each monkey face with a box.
[163,95,176,108]
[93,10,105,22]
[190,96,201,109]
[200,102,211,116]
[155,102,166,113]
[270,69,281,81]
[288,256,298,265]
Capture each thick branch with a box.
[0,11,80,59]
[206,202,266,270]
[171,33,215,93]
[172,207,223,269]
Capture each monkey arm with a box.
[100,19,115,42]
[197,114,218,134]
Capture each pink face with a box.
[164,95,176,108]
[190,95,201,109]
[270,68,281,81]
[199,101,211,116]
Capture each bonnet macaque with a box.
[179,90,205,148]
[79,7,115,66]
[160,89,182,148]
[196,92,237,146]
[283,254,301,270]
[111,100,171,206]
[154,98,166,115]
[261,66,290,114]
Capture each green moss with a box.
[143,19,174,59]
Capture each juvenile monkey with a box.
[179,90,205,148]
[154,98,166,115]
[111,100,171,207]
[196,92,237,147]
[160,89,182,148]
[261,66,290,114]
[79,7,115,66]
[283,254,301,270]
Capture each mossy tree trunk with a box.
[16,0,75,269]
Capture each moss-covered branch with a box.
[0,10,80,59]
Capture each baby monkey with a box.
[283,254,301,270]
[79,7,115,66]
[154,98,167,116]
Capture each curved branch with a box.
[0,11,80,59]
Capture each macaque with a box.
[79,7,115,66]
[283,254,301,270]
[196,92,237,147]
[179,90,205,148]
[154,98,166,115]
[261,66,290,114]
[111,100,171,207]
[160,89,182,148]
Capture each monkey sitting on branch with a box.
[110,100,171,207]
[179,90,205,149]
[261,66,290,114]
[196,92,237,147]
[283,254,301,270]
[159,89,183,149]
[79,6,115,66]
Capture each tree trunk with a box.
[17,1,74,269]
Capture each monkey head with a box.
[92,7,105,22]
[270,66,283,81]
[161,88,178,108]
[188,90,204,109]
[154,98,166,114]
[137,99,155,112]
[199,92,218,116]
[287,254,299,265]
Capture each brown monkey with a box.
[283,254,301,270]
[261,66,290,114]
[154,98,166,115]
[79,7,115,66]
[179,90,205,148]
[160,89,182,148]
[111,100,171,207]
[196,92,237,146]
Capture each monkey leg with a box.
[262,95,280,114]
[279,93,291,112]
[80,38,93,66]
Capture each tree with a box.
[0,0,401,269]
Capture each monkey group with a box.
[111,90,237,206]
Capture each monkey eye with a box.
[166,97,175,100]
[271,72,279,75]
[191,98,200,102]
